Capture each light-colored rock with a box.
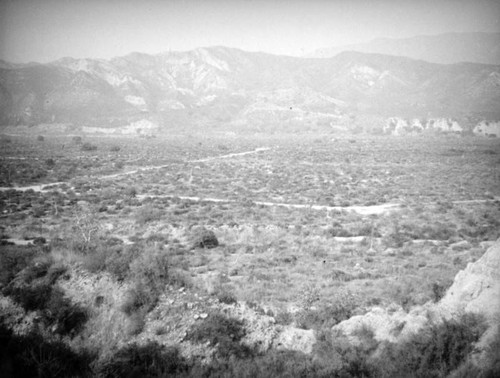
[333,238,500,346]
[273,326,316,354]
[474,121,500,137]
[332,306,430,344]
[438,238,500,323]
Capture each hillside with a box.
[1,46,500,129]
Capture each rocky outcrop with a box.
[383,117,465,135]
[474,121,500,137]
[333,238,500,343]
[438,239,500,323]
[331,305,430,344]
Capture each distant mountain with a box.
[1,46,499,130]
[309,32,500,65]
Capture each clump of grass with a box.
[134,204,162,225]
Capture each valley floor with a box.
[1,132,499,376]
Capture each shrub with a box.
[121,246,170,315]
[134,204,162,225]
[71,206,101,253]
[0,325,93,378]
[72,136,82,145]
[45,158,55,168]
[187,313,249,358]
[191,349,337,377]
[217,290,238,305]
[190,226,219,249]
[81,142,97,151]
[96,342,187,378]
[3,257,87,336]
[44,287,88,335]
[0,245,40,287]
[104,244,141,281]
[431,281,449,303]
[124,186,137,197]
[110,145,121,152]
[37,135,44,141]
[296,301,356,330]
[375,313,487,377]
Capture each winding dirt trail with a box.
[136,193,401,215]
[1,146,498,216]
[0,147,271,192]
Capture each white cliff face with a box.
[430,118,463,133]
[474,121,500,137]
[82,119,158,135]
[384,117,469,135]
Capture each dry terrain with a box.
[1,131,499,377]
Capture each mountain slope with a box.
[1,47,499,128]
[309,32,500,65]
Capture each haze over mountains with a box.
[1,33,499,131]
[309,32,500,65]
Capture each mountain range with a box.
[1,33,500,131]
[309,32,500,65]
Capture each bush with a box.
[134,204,162,225]
[295,301,356,330]
[0,325,93,378]
[72,136,82,144]
[96,342,188,378]
[187,313,250,358]
[45,158,55,168]
[217,290,238,305]
[44,287,88,335]
[121,246,171,315]
[191,349,338,377]
[3,257,87,336]
[81,142,97,151]
[37,135,44,141]
[0,245,40,288]
[104,244,141,281]
[124,186,137,197]
[375,313,487,377]
[431,281,449,303]
[190,226,219,249]
[110,145,121,152]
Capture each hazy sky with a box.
[1,0,499,63]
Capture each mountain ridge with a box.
[308,32,500,65]
[1,45,499,130]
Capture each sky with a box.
[1,0,499,63]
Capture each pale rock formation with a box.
[333,238,500,345]
[474,121,500,137]
[438,239,500,323]
[272,327,316,354]
[82,118,158,135]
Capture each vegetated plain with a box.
[1,131,499,376]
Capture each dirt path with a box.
[1,145,497,216]
[0,147,271,192]
[137,193,401,215]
